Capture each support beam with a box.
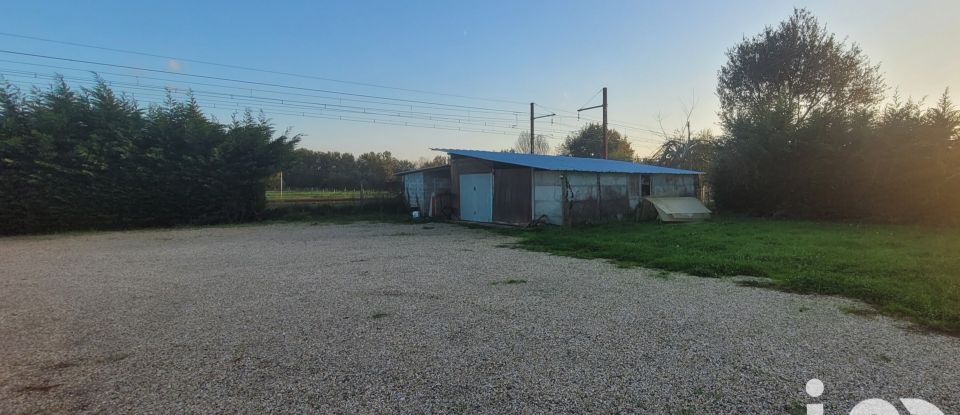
[530,102,534,154]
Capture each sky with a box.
[2,0,958,161]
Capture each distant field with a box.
[266,189,394,201]
[513,217,960,333]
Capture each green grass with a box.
[266,189,393,201]
[511,217,960,333]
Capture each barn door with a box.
[459,173,493,222]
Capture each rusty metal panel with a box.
[559,173,635,224]
[598,173,630,220]
[565,173,600,224]
[493,168,532,224]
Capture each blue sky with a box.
[2,1,957,160]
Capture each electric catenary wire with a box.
[0,31,530,106]
[0,49,670,147]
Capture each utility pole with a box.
[602,87,608,159]
[530,103,534,154]
[529,103,555,154]
[578,87,609,159]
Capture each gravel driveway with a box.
[1,222,958,414]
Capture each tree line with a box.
[0,79,298,234]
[274,150,447,191]
[644,9,958,224]
[708,9,959,223]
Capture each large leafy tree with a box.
[713,8,885,215]
[717,8,884,129]
[558,123,635,161]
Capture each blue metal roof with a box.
[432,148,702,175]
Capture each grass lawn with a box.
[512,217,960,333]
[265,189,393,201]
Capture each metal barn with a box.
[395,165,452,217]
[431,149,707,225]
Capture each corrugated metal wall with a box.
[402,170,451,214]
[533,171,563,224]
[598,174,630,219]
[403,172,425,208]
[448,153,700,225]
[651,175,696,196]
[532,172,698,225]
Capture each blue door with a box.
[459,173,493,222]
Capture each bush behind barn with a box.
[0,78,298,234]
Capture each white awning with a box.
[644,197,711,222]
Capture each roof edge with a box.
[394,164,451,176]
[431,148,703,175]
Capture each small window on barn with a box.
[641,175,651,196]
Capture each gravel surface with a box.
[1,222,958,414]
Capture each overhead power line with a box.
[2,76,579,137]
[3,73,667,147]
[0,51,668,139]
[0,58,521,117]
[0,31,530,106]
[1,71,584,138]
[3,64,664,141]
[0,50,526,115]
[1,78,535,138]
[0,32,671,138]
[0,47,670,148]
